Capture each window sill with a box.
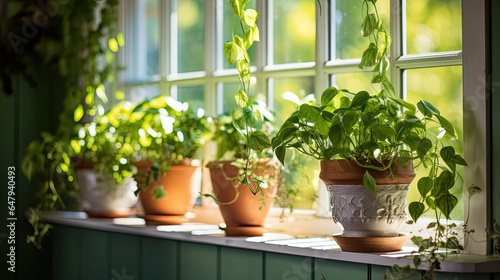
[41,210,500,273]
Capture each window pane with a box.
[177,0,205,73]
[273,0,316,64]
[127,84,160,103]
[222,1,256,69]
[406,66,463,220]
[220,81,256,115]
[273,77,317,210]
[126,0,159,81]
[176,85,204,110]
[334,0,390,60]
[406,0,462,54]
[333,72,375,93]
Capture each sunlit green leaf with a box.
[299,103,321,122]
[363,171,377,197]
[74,105,84,122]
[242,9,259,27]
[321,87,339,106]
[248,130,271,150]
[224,41,238,65]
[417,138,432,161]
[361,13,377,37]
[152,186,167,200]
[409,201,425,222]
[242,107,262,129]
[436,115,457,137]
[418,177,433,197]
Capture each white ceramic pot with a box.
[327,184,410,237]
[76,169,138,216]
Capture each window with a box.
[119,0,488,253]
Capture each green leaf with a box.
[417,100,440,117]
[278,126,299,142]
[350,91,370,108]
[359,43,378,70]
[243,28,254,48]
[361,13,377,37]
[251,25,260,41]
[234,35,246,50]
[232,109,246,131]
[452,154,468,166]
[376,124,396,140]
[425,197,435,210]
[417,138,432,161]
[409,201,425,222]
[229,0,248,15]
[74,105,84,122]
[446,236,461,249]
[436,115,457,137]
[248,130,271,150]
[275,146,286,166]
[436,170,455,191]
[427,222,437,229]
[235,89,248,108]
[242,9,259,27]
[411,236,424,246]
[381,76,396,97]
[224,41,238,65]
[315,115,331,136]
[363,171,377,197]
[435,192,458,220]
[323,148,337,160]
[390,98,416,113]
[152,186,167,200]
[418,177,433,197]
[468,184,482,197]
[329,125,344,148]
[341,112,359,132]
[321,87,339,106]
[299,103,321,122]
[339,96,351,108]
[242,107,262,129]
[236,60,251,83]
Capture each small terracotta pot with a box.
[134,159,201,217]
[207,159,278,236]
[319,159,416,250]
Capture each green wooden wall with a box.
[51,225,493,280]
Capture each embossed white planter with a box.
[320,160,415,238]
[76,169,138,215]
[327,184,410,237]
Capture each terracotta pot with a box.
[74,165,138,218]
[207,159,278,236]
[319,159,416,246]
[134,159,201,218]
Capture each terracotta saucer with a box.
[332,233,408,252]
[84,208,136,218]
[222,226,267,236]
[138,214,188,225]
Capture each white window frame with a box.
[118,0,490,255]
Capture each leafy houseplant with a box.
[70,100,138,217]
[205,101,280,236]
[130,96,211,224]
[272,0,467,252]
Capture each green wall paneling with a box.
[220,247,263,280]
[111,233,141,280]
[435,272,490,280]
[179,242,218,280]
[52,225,81,280]
[81,228,111,280]
[314,258,368,280]
[142,237,178,280]
[265,252,313,280]
[370,265,391,280]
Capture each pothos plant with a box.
[271,0,468,274]
[129,96,211,199]
[223,0,273,195]
[17,0,123,249]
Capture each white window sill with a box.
[40,210,500,273]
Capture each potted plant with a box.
[130,96,211,224]
[70,100,138,218]
[272,0,466,252]
[205,101,280,236]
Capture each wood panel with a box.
[315,258,368,280]
[142,237,178,280]
[111,233,141,280]
[220,247,263,280]
[265,252,313,280]
[179,242,218,280]
[52,226,81,280]
[81,229,110,280]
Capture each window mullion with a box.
[390,0,404,99]
[256,0,269,106]
[160,0,170,96]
